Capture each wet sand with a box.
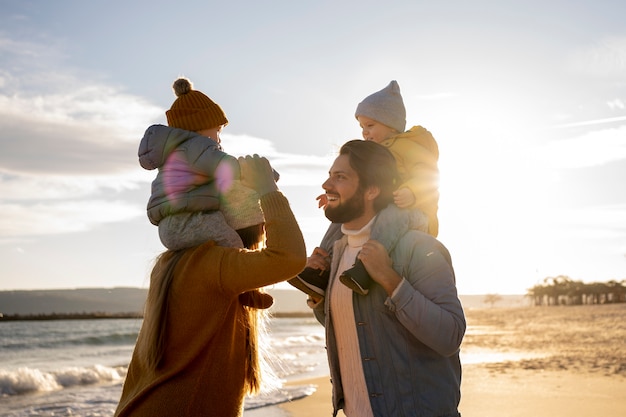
[279,304,626,416]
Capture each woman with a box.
[114,155,306,417]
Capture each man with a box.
[307,140,465,417]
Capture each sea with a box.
[0,316,327,417]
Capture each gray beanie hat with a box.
[355,80,406,133]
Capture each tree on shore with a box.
[527,276,626,306]
[483,293,502,308]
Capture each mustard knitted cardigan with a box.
[114,191,306,417]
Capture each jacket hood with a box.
[138,124,221,170]
[389,125,439,159]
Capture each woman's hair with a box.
[140,221,270,394]
[235,223,264,251]
[140,249,186,371]
[235,222,267,394]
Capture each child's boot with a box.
[288,267,329,299]
[339,259,371,295]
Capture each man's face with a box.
[322,154,366,226]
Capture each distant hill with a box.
[0,287,148,316]
[0,287,528,317]
[0,287,311,316]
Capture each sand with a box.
[277,304,626,417]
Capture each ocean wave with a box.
[0,365,127,396]
[270,333,325,348]
[2,331,139,351]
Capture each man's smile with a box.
[325,193,339,203]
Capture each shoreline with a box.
[277,376,340,417]
[0,311,315,322]
[272,366,626,417]
[273,304,626,416]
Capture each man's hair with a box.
[339,139,398,212]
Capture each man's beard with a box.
[324,187,366,224]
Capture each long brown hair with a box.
[234,223,265,394]
[140,223,268,394]
[140,249,185,371]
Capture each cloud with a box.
[413,92,456,100]
[0,31,334,243]
[544,204,626,238]
[0,86,164,175]
[531,125,626,169]
[608,99,625,110]
[0,30,165,176]
[1,170,149,202]
[221,132,335,186]
[0,34,66,80]
[568,36,626,77]
[0,199,144,239]
[549,115,626,129]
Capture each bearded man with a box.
[307,139,465,417]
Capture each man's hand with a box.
[238,154,279,196]
[358,240,402,296]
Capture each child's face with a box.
[197,125,224,144]
[357,116,397,143]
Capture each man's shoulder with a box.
[399,229,438,244]
[394,230,452,265]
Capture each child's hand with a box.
[316,193,328,209]
[393,187,416,209]
[306,247,331,271]
[238,154,278,196]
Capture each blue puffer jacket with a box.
[138,125,240,225]
[313,228,465,417]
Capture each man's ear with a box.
[365,186,380,201]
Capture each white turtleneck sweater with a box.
[329,217,376,417]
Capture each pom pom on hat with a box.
[166,77,228,132]
[355,80,406,133]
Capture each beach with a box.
[276,304,626,417]
[1,303,624,416]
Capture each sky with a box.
[1,0,625,295]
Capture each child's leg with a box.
[371,204,430,248]
[340,205,429,295]
[158,211,243,250]
[288,222,342,298]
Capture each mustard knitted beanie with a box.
[165,77,228,131]
[355,80,406,133]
